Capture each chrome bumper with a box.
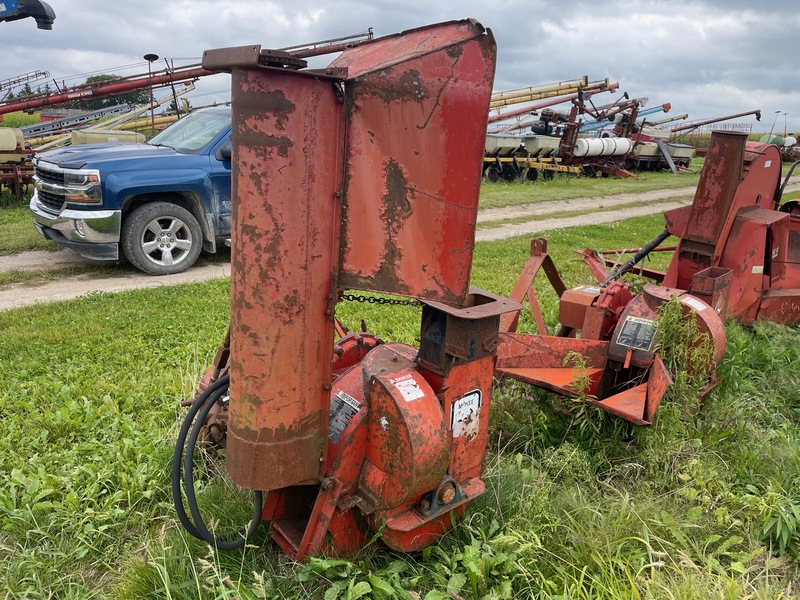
[30,192,122,261]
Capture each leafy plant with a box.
[749,482,800,558]
[655,295,716,407]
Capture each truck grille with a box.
[33,163,66,213]
[36,189,66,213]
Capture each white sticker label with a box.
[390,374,425,401]
[578,286,602,295]
[451,390,482,438]
[772,247,779,259]
[682,296,707,312]
[752,265,764,274]
[765,161,772,168]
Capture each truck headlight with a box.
[63,169,102,204]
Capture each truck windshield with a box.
[148,110,230,153]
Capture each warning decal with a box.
[616,316,657,352]
[451,389,482,439]
[328,391,361,444]
[390,374,426,402]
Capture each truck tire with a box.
[122,202,203,275]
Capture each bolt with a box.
[420,499,431,511]
[437,481,457,505]
[321,478,333,490]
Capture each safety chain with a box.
[340,293,422,307]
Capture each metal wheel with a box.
[485,166,501,183]
[502,165,518,181]
[122,201,203,275]
[525,168,539,182]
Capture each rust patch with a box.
[232,405,325,443]
[238,87,296,132]
[446,44,464,59]
[373,159,414,293]
[239,135,293,159]
[350,70,425,104]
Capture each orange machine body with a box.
[201,20,521,559]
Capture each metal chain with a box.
[340,293,422,307]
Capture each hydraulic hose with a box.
[171,374,263,549]
[600,227,671,286]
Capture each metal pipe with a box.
[670,109,762,133]
[490,77,589,103]
[487,82,618,124]
[648,113,688,126]
[0,64,213,119]
[0,28,378,121]
[490,78,614,109]
[279,28,373,56]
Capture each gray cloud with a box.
[2,0,798,131]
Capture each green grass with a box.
[478,165,702,210]
[0,206,59,255]
[0,111,41,129]
[2,212,800,598]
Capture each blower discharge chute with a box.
[173,20,521,560]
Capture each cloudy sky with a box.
[3,0,799,134]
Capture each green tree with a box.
[166,97,191,116]
[71,74,149,111]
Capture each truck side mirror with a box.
[216,141,232,161]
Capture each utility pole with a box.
[143,53,159,137]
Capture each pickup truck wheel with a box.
[122,202,203,275]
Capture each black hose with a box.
[600,227,671,286]
[171,374,263,549]
[171,375,230,541]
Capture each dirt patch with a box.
[476,199,691,242]
[1,262,231,311]
[476,185,699,224]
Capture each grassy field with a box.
[1,211,800,599]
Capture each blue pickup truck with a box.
[30,106,232,275]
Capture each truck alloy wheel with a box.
[122,202,203,275]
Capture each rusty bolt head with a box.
[420,499,431,511]
[437,481,457,505]
[321,478,333,490]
